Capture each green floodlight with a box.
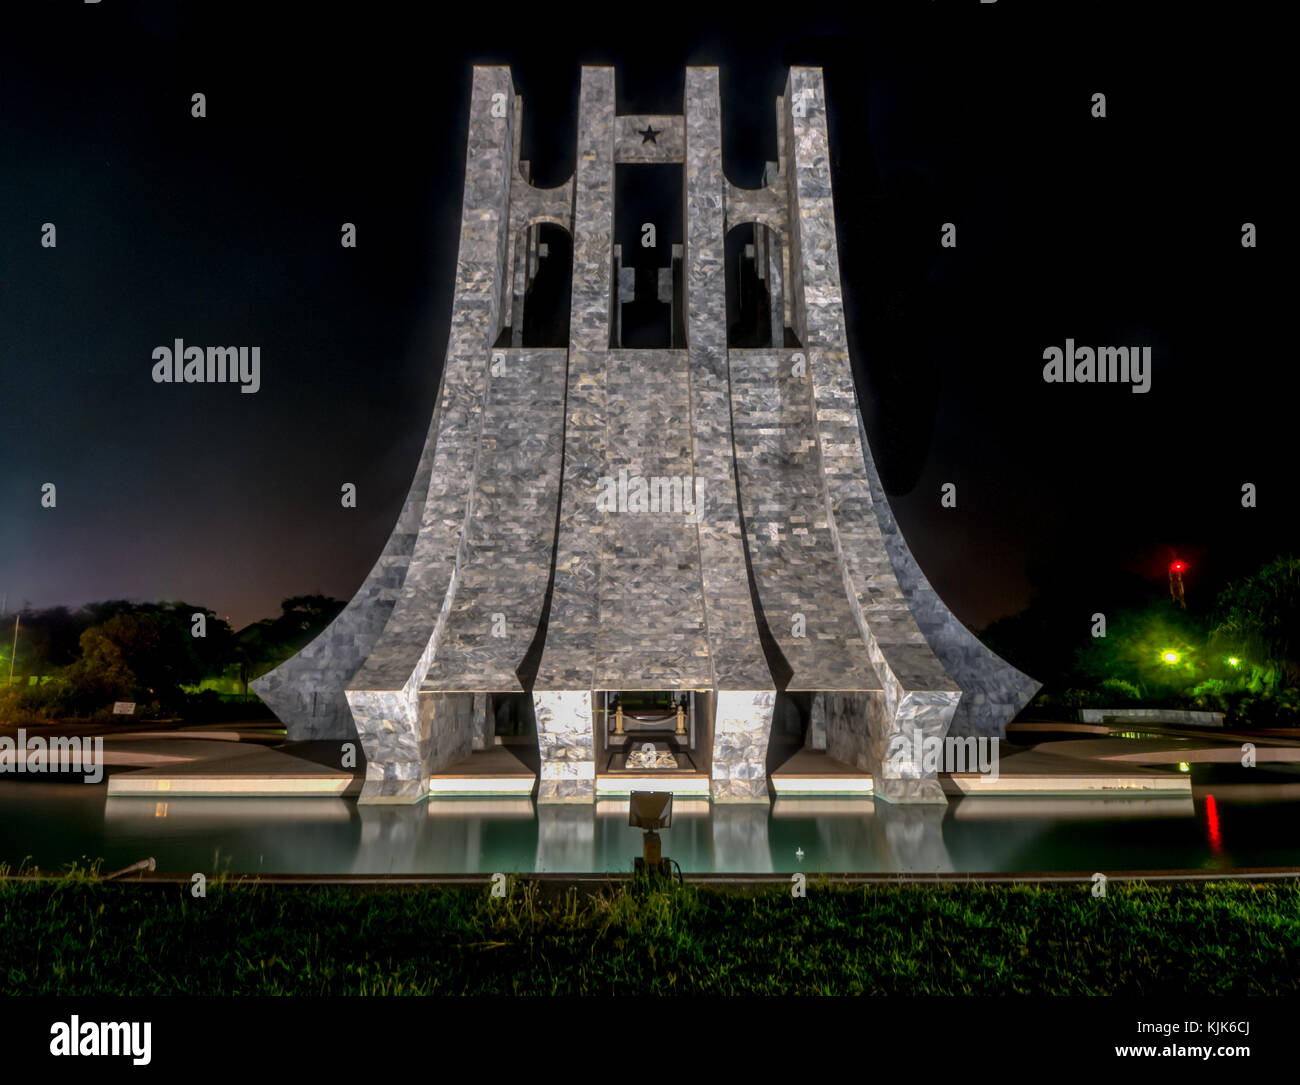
[1161,650,1180,665]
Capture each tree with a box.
[1074,602,1210,701]
[61,621,141,705]
[1211,556,1300,688]
[59,606,235,711]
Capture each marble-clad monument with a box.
[252,66,1038,805]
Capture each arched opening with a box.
[519,223,572,348]
[497,222,573,349]
[613,162,683,349]
[726,222,796,348]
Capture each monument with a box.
[252,66,1038,805]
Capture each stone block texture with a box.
[254,64,1037,806]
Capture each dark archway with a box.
[726,221,796,348]
[520,222,573,348]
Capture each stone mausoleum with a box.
[252,66,1038,806]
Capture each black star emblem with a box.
[639,123,661,144]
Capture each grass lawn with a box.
[2,873,1296,995]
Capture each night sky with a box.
[0,3,1289,633]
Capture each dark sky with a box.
[0,3,1290,632]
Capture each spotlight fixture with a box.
[629,790,673,877]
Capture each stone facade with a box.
[532,690,595,802]
[711,690,777,802]
[253,65,1037,806]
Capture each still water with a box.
[2,764,1297,875]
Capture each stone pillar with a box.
[684,67,776,802]
[470,692,490,751]
[527,67,615,803]
[782,67,959,804]
[806,693,827,751]
[570,67,615,355]
[532,691,595,801]
[344,66,516,803]
[710,690,776,802]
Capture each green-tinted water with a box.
[2,763,1296,875]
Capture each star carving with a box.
[639,123,661,144]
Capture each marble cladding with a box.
[253,65,515,753]
[730,349,881,693]
[782,66,961,802]
[506,160,573,345]
[806,692,828,750]
[683,67,774,695]
[344,66,515,802]
[259,64,1037,809]
[533,347,606,692]
[724,178,787,236]
[824,690,950,804]
[753,225,786,350]
[615,114,686,163]
[470,692,491,751]
[422,348,567,692]
[710,690,776,802]
[570,67,615,354]
[532,690,596,802]
[596,350,711,689]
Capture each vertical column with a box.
[531,66,615,802]
[570,67,616,354]
[783,67,959,803]
[765,227,785,349]
[684,67,776,802]
[510,221,527,346]
[532,691,596,802]
[471,692,490,751]
[344,66,516,804]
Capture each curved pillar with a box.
[684,68,777,801]
[783,68,960,804]
[343,66,517,803]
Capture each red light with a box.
[1170,561,1185,574]
[1205,794,1222,852]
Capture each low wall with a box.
[1080,708,1225,728]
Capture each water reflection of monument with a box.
[93,796,1205,874]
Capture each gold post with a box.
[675,703,686,735]
[615,704,624,735]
